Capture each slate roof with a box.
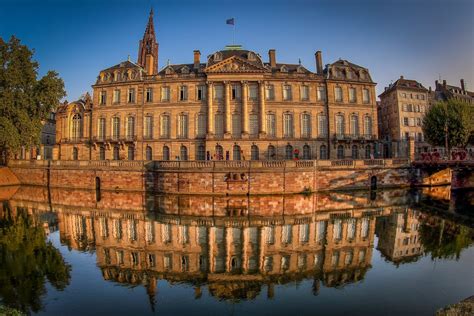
[379,77,427,97]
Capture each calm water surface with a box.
[0,186,473,315]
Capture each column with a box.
[241,81,249,135]
[259,81,266,135]
[207,82,214,135]
[224,82,231,135]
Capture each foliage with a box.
[422,99,473,150]
[0,36,65,156]
[0,202,71,313]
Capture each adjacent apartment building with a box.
[54,10,378,161]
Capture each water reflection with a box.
[0,186,472,313]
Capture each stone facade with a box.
[55,10,378,162]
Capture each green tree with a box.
[0,36,65,160]
[422,99,473,151]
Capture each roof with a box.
[379,77,427,98]
[101,60,143,72]
[324,59,373,83]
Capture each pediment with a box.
[204,56,266,73]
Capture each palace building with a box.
[55,10,378,161]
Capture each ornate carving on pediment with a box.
[205,56,266,73]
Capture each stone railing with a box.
[8,159,147,170]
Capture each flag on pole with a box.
[226,18,235,25]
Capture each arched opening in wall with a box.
[251,145,259,160]
[365,145,372,159]
[215,144,223,160]
[197,144,206,161]
[180,145,188,161]
[337,145,344,159]
[233,145,241,161]
[303,144,311,160]
[99,146,105,160]
[163,145,170,161]
[113,146,120,160]
[95,177,101,202]
[146,146,153,161]
[285,144,293,160]
[267,145,276,160]
[319,145,327,160]
[351,145,359,159]
[370,176,377,190]
[383,143,390,158]
[72,147,78,160]
[128,146,135,161]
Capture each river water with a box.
[0,186,472,315]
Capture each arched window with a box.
[232,113,241,137]
[285,144,293,160]
[233,145,241,161]
[160,114,170,138]
[196,113,206,138]
[71,114,82,140]
[364,116,372,137]
[178,114,188,139]
[365,144,371,159]
[283,113,294,138]
[336,114,345,137]
[337,145,344,159]
[113,146,119,160]
[72,147,78,160]
[350,115,359,136]
[303,144,311,160]
[351,145,359,159]
[127,116,135,140]
[320,145,327,160]
[180,145,188,161]
[146,146,153,160]
[112,117,120,140]
[214,113,224,137]
[318,114,327,137]
[301,113,311,138]
[215,144,223,160]
[163,145,170,160]
[251,145,259,160]
[267,145,276,160]
[197,144,206,160]
[128,146,134,160]
[99,146,105,160]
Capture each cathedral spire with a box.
[138,8,159,75]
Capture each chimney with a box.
[315,51,323,75]
[443,80,446,88]
[429,86,432,93]
[269,49,276,69]
[400,75,404,79]
[460,79,465,91]
[193,50,200,69]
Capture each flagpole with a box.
[233,23,235,45]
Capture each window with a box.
[162,146,170,160]
[214,85,223,99]
[233,145,241,160]
[251,145,259,160]
[266,113,276,137]
[180,145,188,160]
[336,114,345,136]
[301,113,311,138]
[351,145,359,159]
[144,116,153,139]
[285,144,293,159]
[265,84,275,100]
[179,86,188,101]
[420,94,425,100]
[249,84,258,100]
[146,146,152,160]
[318,115,327,137]
[283,113,293,138]
[249,114,258,136]
[364,116,372,136]
[161,87,170,101]
[214,113,224,137]
[232,113,241,136]
[128,88,135,103]
[128,146,134,160]
[303,144,311,160]
[267,145,276,160]
[72,147,78,160]
[417,132,423,142]
[99,146,105,160]
[113,89,120,104]
[317,86,326,101]
[98,118,106,140]
[196,86,206,101]
[365,145,371,159]
[99,91,107,105]
[197,144,206,160]
[301,85,309,101]
[113,146,119,160]
[349,87,356,103]
[283,84,292,101]
[112,117,120,140]
[335,86,343,102]
[160,115,170,138]
[71,114,82,140]
[416,117,421,126]
[403,117,409,126]
[126,117,135,139]
[350,115,359,136]
[196,113,206,137]
[402,92,407,98]
[178,114,188,138]
[362,89,370,103]
[215,144,224,160]
[320,145,327,160]
[231,84,241,100]
[337,145,344,159]
[146,88,153,102]
[282,225,292,244]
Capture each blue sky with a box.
[1,0,473,100]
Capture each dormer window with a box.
[248,51,256,61]
[181,66,189,74]
[280,65,288,73]
[296,66,305,73]
[214,52,222,61]
[165,67,174,75]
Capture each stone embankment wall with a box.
[0,167,20,187]
[7,159,412,195]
